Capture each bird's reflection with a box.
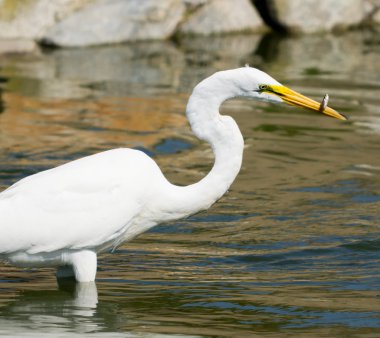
[57,279,98,316]
[0,281,105,335]
[0,279,203,337]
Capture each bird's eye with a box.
[259,84,268,91]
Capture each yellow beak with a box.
[266,85,347,120]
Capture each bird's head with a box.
[229,66,347,120]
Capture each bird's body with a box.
[0,67,345,282]
[0,149,164,258]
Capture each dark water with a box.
[0,30,380,337]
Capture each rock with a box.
[1,0,374,48]
[0,0,91,39]
[43,0,186,47]
[363,0,380,24]
[179,0,266,35]
[0,39,37,54]
[375,11,380,23]
[266,0,366,33]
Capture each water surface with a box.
[0,31,379,337]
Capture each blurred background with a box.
[0,1,380,338]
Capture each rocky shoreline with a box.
[0,0,379,52]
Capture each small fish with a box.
[319,94,329,112]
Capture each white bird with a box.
[0,67,346,282]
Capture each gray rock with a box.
[179,0,265,35]
[375,11,380,23]
[363,0,380,24]
[267,0,366,33]
[0,0,91,39]
[0,39,37,54]
[43,0,186,47]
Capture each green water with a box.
[0,30,379,337]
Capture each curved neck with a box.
[156,73,244,221]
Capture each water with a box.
[0,30,380,337]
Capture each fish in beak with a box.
[262,85,347,120]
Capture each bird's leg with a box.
[59,250,98,283]
[72,250,97,282]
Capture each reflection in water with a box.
[0,282,99,334]
[0,281,202,337]
[0,31,379,337]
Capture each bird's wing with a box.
[0,149,160,254]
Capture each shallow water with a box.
[0,30,380,337]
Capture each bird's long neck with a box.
[156,73,244,220]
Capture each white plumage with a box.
[0,67,345,282]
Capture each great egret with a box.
[0,67,346,282]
